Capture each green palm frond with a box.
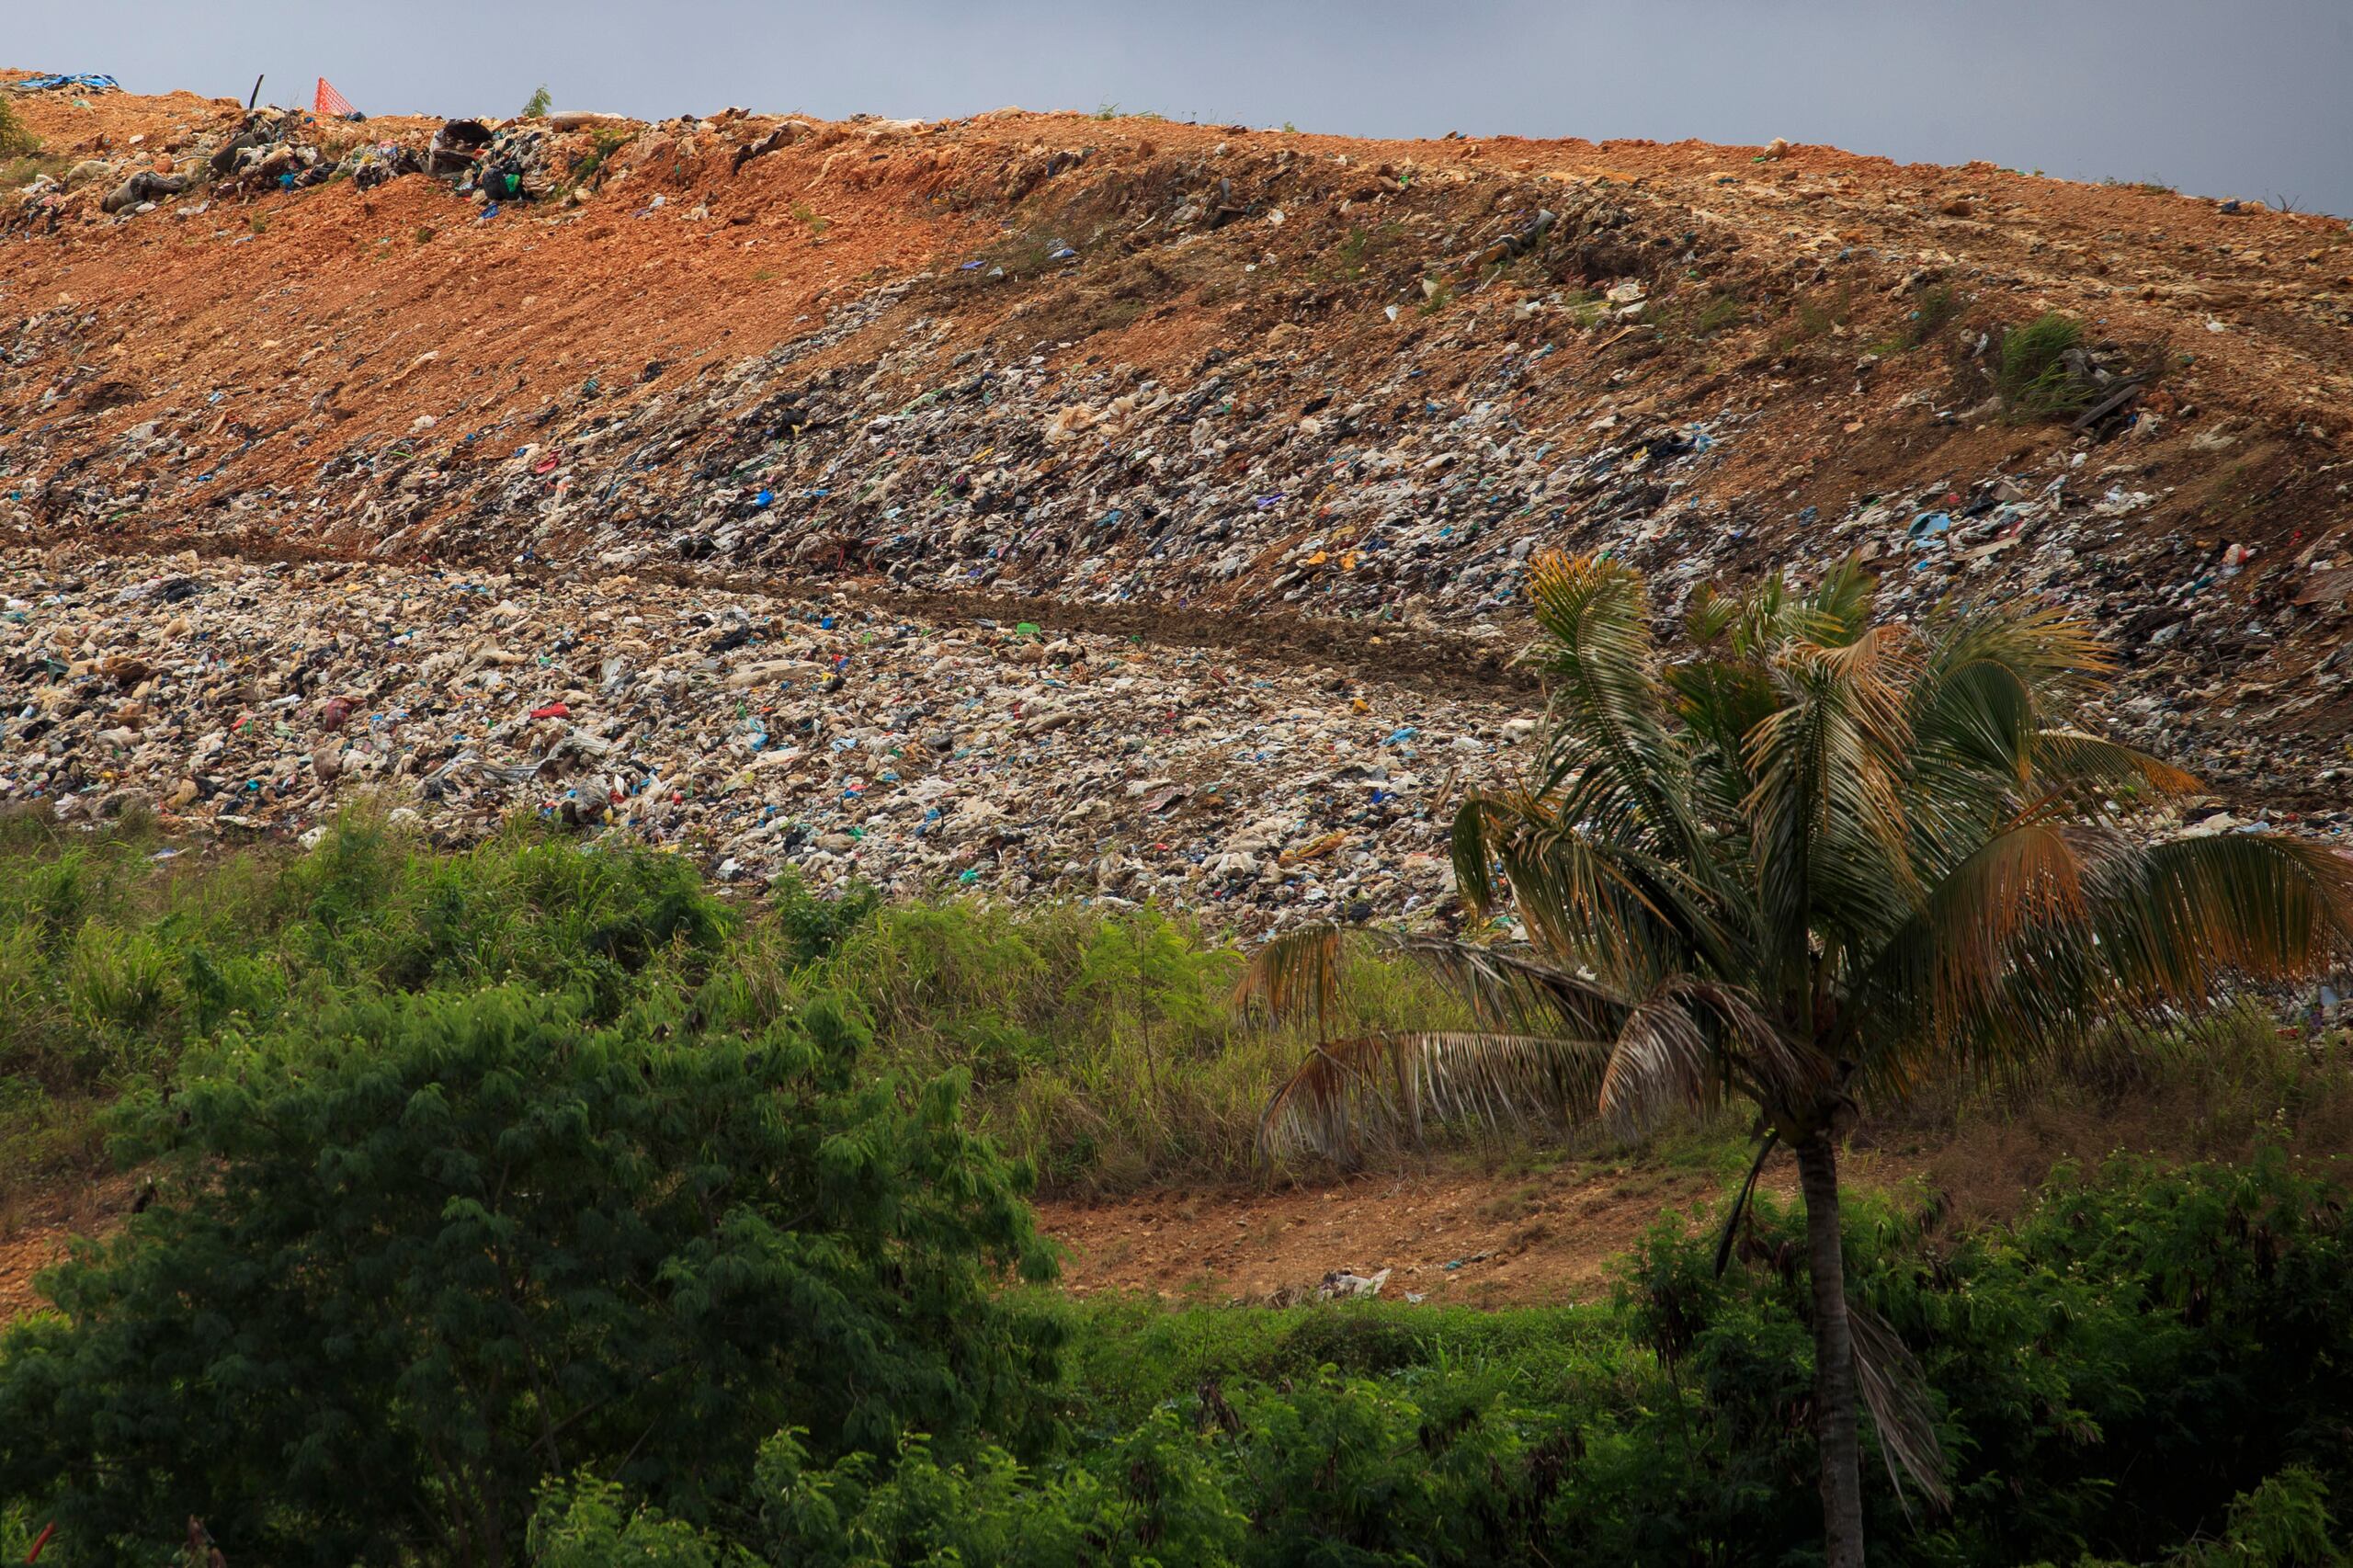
[1458,790,1735,982]
[1667,655,1777,768]
[1745,628,1921,973]
[1912,606,2111,719]
[1521,553,1715,872]
[1905,608,2110,780]
[1802,555,1878,647]
[2026,731,2202,797]
[2092,831,2353,994]
[1685,583,1740,646]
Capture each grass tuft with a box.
[1995,311,2093,418]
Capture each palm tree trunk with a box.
[1796,1133,1866,1568]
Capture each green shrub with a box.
[0,984,1059,1566]
[520,85,552,119]
[529,1477,727,1568]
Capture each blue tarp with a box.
[10,74,120,93]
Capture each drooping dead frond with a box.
[1597,991,1714,1132]
[1659,975,1824,1112]
[1594,976,1806,1132]
[1371,931,1628,1039]
[1256,1032,1610,1164]
[1233,922,1346,1032]
[1851,1301,1950,1515]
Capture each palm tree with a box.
[1241,553,2353,1566]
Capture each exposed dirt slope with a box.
[6,77,2353,806]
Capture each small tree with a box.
[0,983,1059,1567]
[1074,906,1232,1112]
[519,85,553,119]
[1243,553,2353,1566]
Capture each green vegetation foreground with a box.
[0,813,2347,1563]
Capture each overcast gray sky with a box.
[16,0,2353,215]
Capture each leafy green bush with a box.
[0,983,1059,1566]
[529,1477,729,1568]
[521,1152,2353,1567]
[0,809,734,1101]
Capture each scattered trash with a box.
[1314,1267,1392,1301]
[6,73,120,95]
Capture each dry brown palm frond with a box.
[1851,1301,1950,1516]
[1926,822,2092,1023]
[1232,923,1345,1032]
[1256,1031,1609,1164]
[1235,922,1632,1041]
[1658,975,1824,1111]
[1854,825,2353,1100]
[1597,991,1715,1132]
[1593,975,1803,1131]
[2097,832,2353,994]
[1374,931,1629,1038]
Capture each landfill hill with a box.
[5,74,2353,926]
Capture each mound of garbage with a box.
[5,74,2351,892]
[3,546,1504,926]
